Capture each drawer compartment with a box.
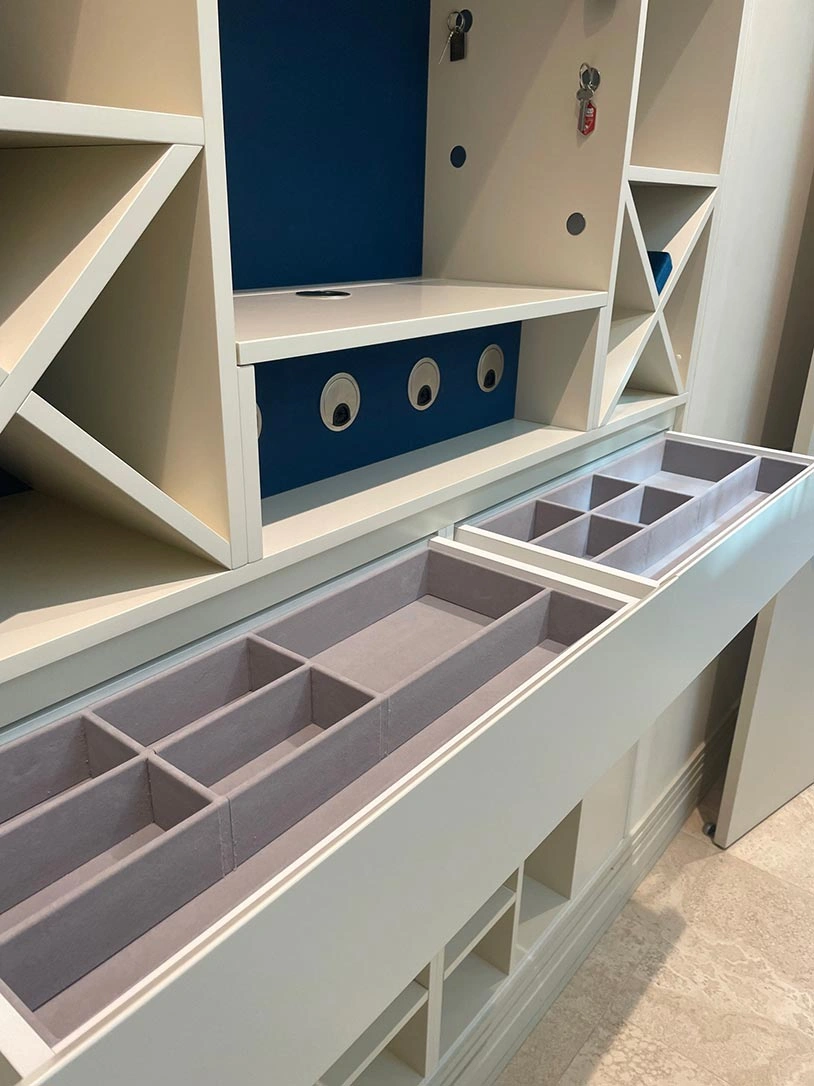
[0,759,231,1012]
[0,713,140,827]
[0,543,620,1055]
[95,637,305,745]
[463,433,811,585]
[156,668,385,864]
[257,549,613,751]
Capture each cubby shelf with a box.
[0,142,200,430]
[629,183,716,304]
[319,982,428,1086]
[439,954,506,1057]
[234,280,608,364]
[0,96,204,148]
[353,1052,423,1086]
[0,492,217,675]
[0,393,230,564]
[599,311,656,421]
[444,885,515,979]
[516,877,569,955]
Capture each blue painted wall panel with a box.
[256,325,522,497]
[219,0,431,291]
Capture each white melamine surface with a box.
[627,165,719,188]
[0,96,204,147]
[320,982,428,1086]
[234,280,608,364]
[444,886,515,979]
[261,413,674,564]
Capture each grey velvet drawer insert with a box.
[476,437,806,579]
[0,547,616,1028]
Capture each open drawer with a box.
[457,432,814,600]
[2,432,813,1086]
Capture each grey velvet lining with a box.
[0,548,616,1031]
[35,636,593,1043]
[476,438,805,579]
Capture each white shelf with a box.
[320,982,428,1086]
[260,412,659,566]
[516,876,568,954]
[440,954,506,1056]
[0,96,204,148]
[353,1052,422,1086]
[628,165,719,188]
[609,389,687,426]
[443,885,515,979]
[0,492,217,671]
[234,279,608,364]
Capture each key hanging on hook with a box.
[438,10,470,64]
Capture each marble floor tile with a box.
[727,785,814,897]
[556,1021,728,1086]
[628,831,814,989]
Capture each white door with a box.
[716,355,814,846]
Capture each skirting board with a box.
[429,713,736,1086]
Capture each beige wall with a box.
[686,0,814,447]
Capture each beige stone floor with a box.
[497,783,814,1086]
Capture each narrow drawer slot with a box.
[0,759,231,1011]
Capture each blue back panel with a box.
[219,1,431,291]
[256,325,522,497]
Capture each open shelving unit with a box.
[0,0,251,695]
[315,754,636,1086]
[0,0,748,756]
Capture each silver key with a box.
[577,85,594,132]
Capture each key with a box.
[438,27,455,64]
[577,86,594,133]
[438,11,466,64]
[450,25,467,61]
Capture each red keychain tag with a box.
[579,99,597,136]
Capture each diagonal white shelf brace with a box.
[599,310,657,423]
[0,393,231,566]
[600,315,682,426]
[626,182,717,309]
[623,186,661,311]
[0,142,201,434]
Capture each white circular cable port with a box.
[408,357,441,411]
[320,373,361,431]
[477,344,504,392]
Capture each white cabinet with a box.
[0,428,810,1086]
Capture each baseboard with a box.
[428,715,735,1086]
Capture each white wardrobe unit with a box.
[0,3,812,1086]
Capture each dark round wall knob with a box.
[332,403,351,428]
